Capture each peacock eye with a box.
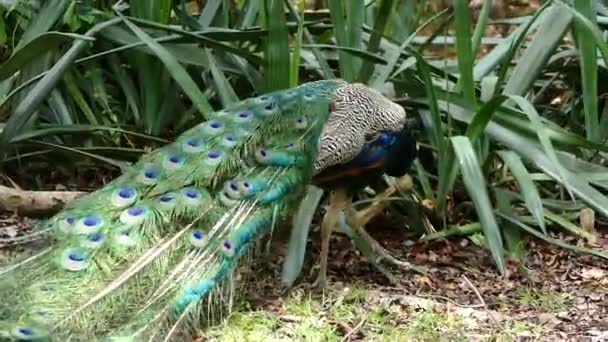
[205,150,223,165]
[18,328,34,336]
[120,206,148,225]
[61,248,88,271]
[114,227,138,247]
[82,232,105,249]
[68,252,84,262]
[201,120,225,135]
[160,193,175,203]
[187,138,200,147]
[295,117,308,129]
[163,154,184,170]
[89,233,103,242]
[144,169,160,179]
[112,187,138,208]
[118,187,135,198]
[84,216,100,227]
[189,229,208,248]
[185,190,198,199]
[128,207,145,216]
[183,138,204,153]
[12,326,44,339]
[74,215,103,234]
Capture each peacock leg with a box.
[344,175,427,280]
[312,188,351,289]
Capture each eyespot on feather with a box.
[221,135,238,148]
[234,110,253,123]
[11,326,48,340]
[255,148,302,167]
[189,230,208,248]
[119,206,149,226]
[57,216,76,233]
[294,117,308,129]
[111,186,138,207]
[183,137,205,153]
[223,181,241,199]
[221,240,235,257]
[181,188,203,206]
[163,154,185,170]
[81,232,104,249]
[159,192,176,208]
[258,101,278,116]
[113,227,138,247]
[73,215,103,234]
[138,168,161,185]
[60,248,89,271]
[218,191,238,207]
[205,150,223,165]
[201,120,224,135]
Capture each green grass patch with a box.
[516,288,572,312]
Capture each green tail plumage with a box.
[0,80,344,341]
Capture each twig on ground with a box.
[462,275,514,340]
[414,290,485,309]
[340,315,366,342]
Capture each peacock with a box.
[0,79,418,341]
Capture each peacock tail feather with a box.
[0,79,344,341]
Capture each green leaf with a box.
[0,32,93,82]
[289,0,305,87]
[119,15,213,119]
[0,17,122,160]
[497,150,546,234]
[206,49,239,107]
[262,0,290,91]
[16,0,70,50]
[451,135,506,274]
[569,1,606,143]
[503,5,572,96]
[453,0,476,107]
[497,212,608,260]
[506,95,575,201]
[359,0,394,83]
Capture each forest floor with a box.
[198,216,608,342]
[1,195,608,342]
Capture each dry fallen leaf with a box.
[581,268,606,280]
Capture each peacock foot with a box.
[341,175,427,285]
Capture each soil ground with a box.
[3,201,606,342]
[194,217,608,342]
